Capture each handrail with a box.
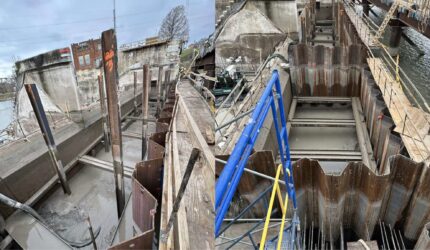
[343,0,430,160]
[215,70,298,238]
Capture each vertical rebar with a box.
[393,226,401,250]
[303,215,307,250]
[86,216,97,250]
[379,220,386,250]
[398,230,406,249]
[340,223,344,250]
[141,65,150,160]
[24,84,71,195]
[101,29,125,217]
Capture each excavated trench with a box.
[219,42,428,250]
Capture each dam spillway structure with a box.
[214,0,430,249]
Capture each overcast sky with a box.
[0,0,214,77]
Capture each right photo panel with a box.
[214,0,430,249]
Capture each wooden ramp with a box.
[159,79,215,249]
[368,58,430,164]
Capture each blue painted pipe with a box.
[215,69,299,236]
[215,70,280,208]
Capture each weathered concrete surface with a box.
[31,113,154,250]
[250,0,299,39]
[16,48,82,112]
[216,2,286,67]
[75,68,100,108]
[0,89,141,219]
[118,40,180,78]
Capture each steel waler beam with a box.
[98,74,110,152]
[142,65,150,160]
[24,84,71,195]
[101,29,125,217]
[156,66,163,116]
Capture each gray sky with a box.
[0,0,214,77]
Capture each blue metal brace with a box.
[215,70,298,236]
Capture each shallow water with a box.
[0,100,13,131]
[371,7,430,104]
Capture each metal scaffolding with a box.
[215,70,300,249]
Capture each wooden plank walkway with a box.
[343,2,378,48]
[159,79,215,250]
[368,58,430,164]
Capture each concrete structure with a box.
[216,2,286,69]
[215,1,430,248]
[250,0,300,39]
[71,38,103,107]
[118,39,181,78]
[15,48,81,113]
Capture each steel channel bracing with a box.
[24,84,71,195]
[215,70,299,247]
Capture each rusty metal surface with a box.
[132,175,157,233]
[142,65,150,160]
[134,159,163,200]
[109,230,153,250]
[289,44,365,97]
[147,139,165,161]
[24,84,71,195]
[155,122,169,133]
[101,29,125,217]
[293,155,424,241]
[149,132,166,148]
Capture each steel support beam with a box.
[78,155,133,177]
[24,84,71,195]
[142,64,150,160]
[156,66,163,116]
[98,74,110,152]
[101,29,125,217]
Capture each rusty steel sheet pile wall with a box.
[110,81,174,249]
[286,55,428,242]
[289,44,366,97]
[292,155,424,242]
[360,65,430,241]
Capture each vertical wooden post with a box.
[98,74,110,152]
[142,65,150,160]
[25,84,71,195]
[157,66,163,116]
[101,29,125,217]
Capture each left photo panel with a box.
[0,0,215,249]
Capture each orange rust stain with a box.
[104,49,114,72]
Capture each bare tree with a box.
[158,5,189,43]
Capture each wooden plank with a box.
[170,105,190,249]
[367,58,430,164]
[178,96,215,175]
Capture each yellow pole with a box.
[259,165,283,250]
[276,169,290,250]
